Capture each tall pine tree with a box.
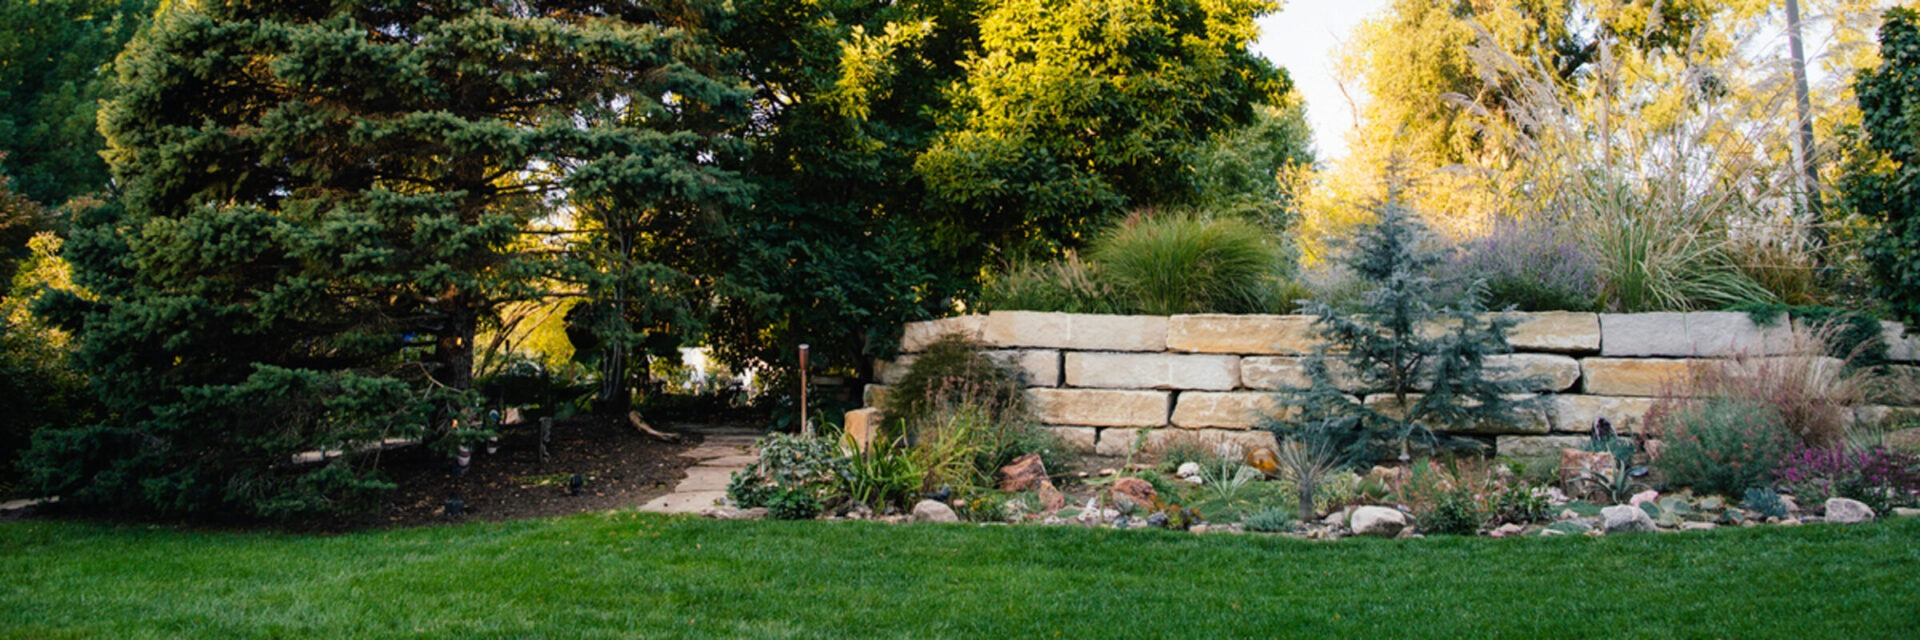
[27,0,748,518]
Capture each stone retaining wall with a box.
[864,311,1920,459]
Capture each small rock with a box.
[1147,512,1170,528]
[1541,528,1565,536]
[1546,520,1592,536]
[1824,498,1875,524]
[1780,495,1801,514]
[1101,508,1120,520]
[1109,477,1158,507]
[1245,447,1281,477]
[998,453,1051,492]
[1176,461,1202,479]
[699,506,739,519]
[1699,496,1725,511]
[1349,506,1408,538]
[1489,523,1525,538]
[1601,504,1655,534]
[912,500,959,523]
[1892,507,1920,518]
[1680,521,1717,532]
[1191,524,1211,534]
[1098,467,1117,477]
[1041,516,1066,526]
[1037,483,1067,512]
[1112,515,1132,529]
[1777,517,1802,526]
[1629,490,1659,507]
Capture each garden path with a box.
[638,424,761,514]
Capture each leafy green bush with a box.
[763,486,824,520]
[727,433,847,509]
[1419,488,1485,535]
[1090,212,1291,316]
[1654,397,1797,497]
[1487,484,1551,525]
[1848,7,1920,325]
[1444,217,1598,311]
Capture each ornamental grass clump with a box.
[1089,212,1292,316]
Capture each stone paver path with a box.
[639,426,762,514]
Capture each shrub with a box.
[1444,216,1598,311]
[763,486,824,520]
[1686,322,1868,448]
[882,334,1027,441]
[1243,508,1295,532]
[727,433,847,509]
[1420,488,1485,535]
[1653,397,1797,497]
[1089,212,1291,316]
[1487,484,1552,525]
[1775,446,1920,515]
[1848,7,1920,325]
[1743,487,1790,519]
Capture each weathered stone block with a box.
[862,384,890,409]
[1548,395,1659,434]
[1240,356,1367,393]
[1601,312,1793,357]
[1883,321,1920,363]
[843,408,882,450]
[1856,405,1920,428]
[987,349,1061,387]
[1093,428,1145,457]
[1580,358,1703,397]
[1686,311,1796,357]
[1044,426,1098,454]
[898,315,986,353]
[1170,392,1287,429]
[1144,428,1277,457]
[1166,314,1322,354]
[1507,312,1601,353]
[1027,388,1170,427]
[1064,352,1240,391]
[1363,394,1551,435]
[1486,353,1582,392]
[1496,435,1591,459]
[874,356,916,385]
[1601,313,1692,356]
[983,311,1167,352]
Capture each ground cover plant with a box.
[4,514,1919,638]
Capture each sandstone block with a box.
[1855,405,1920,428]
[1027,388,1169,427]
[1548,395,1659,434]
[1096,428,1146,457]
[1580,358,1703,396]
[1496,435,1591,458]
[1166,314,1322,354]
[1507,312,1601,353]
[1044,426,1098,453]
[843,408,882,451]
[983,311,1167,352]
[1241,356,1367,392]
[1170,392,1287,429]
[1487,353,1582,392]
[873,356,916,385]
[1363,393,1550,435]
[1686,311,1795,357]
[1601,313,1692,356]
[1064,352,1240,391]
[898,315,986,353]
[987,349,1061,387]
[862,384,890,409]
[1143,428,1277,457]
[1883,321,1920,363]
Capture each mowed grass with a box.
[4,513,1918,638]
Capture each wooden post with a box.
[798,344,811,438]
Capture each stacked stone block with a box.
[865,311,1920,458]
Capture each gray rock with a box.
[1680,521,1717,532]
[1546,520,1592,535]
[1176,461,1202,479]
[1892,507,1920,518]
[1824,498,1876,524]
[1602,504,1655,534]
[1350,506,1408,537]
[1489,523,1526,538]
[1147,512,1170,528]
[912,500,959,523]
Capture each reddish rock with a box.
[1558,448,1616,487]
[1245,447,1281,477]
[1036,483,1067,512]
[998,453,1050,492]
[1109,477,1158,507]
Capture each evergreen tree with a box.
[1265,168,1538,465]
[27,0,747,517]
[1851,7,1920,325]
[0,0,156,204]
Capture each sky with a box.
[1251,0,1390,163]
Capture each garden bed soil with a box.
[361,415,716,529]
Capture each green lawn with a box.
[3,513,1917,638]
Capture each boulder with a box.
[1350,506,1408,537]
[1601,504,1655,534]
[1824,498,1876,524]
[912,500,960,523]
[1109,477,1158,507]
